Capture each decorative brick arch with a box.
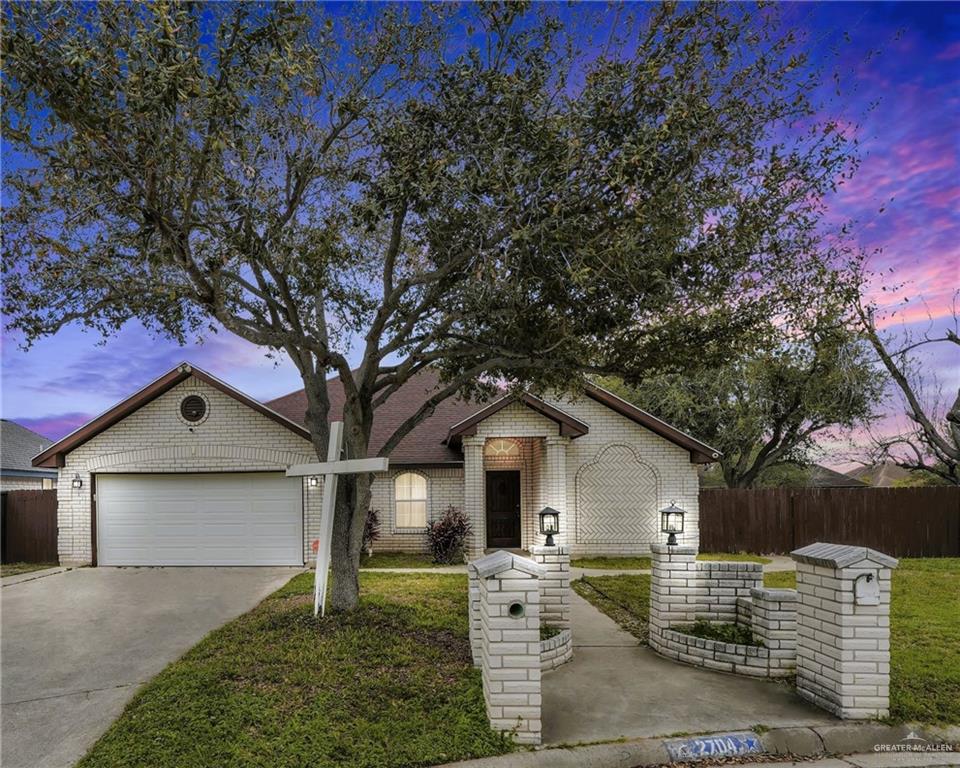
[575,443,660,544]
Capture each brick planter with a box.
[657,627,794,678]
[540,628,573,670]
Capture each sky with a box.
[2,2,958,468]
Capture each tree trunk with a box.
[327,396,374,612]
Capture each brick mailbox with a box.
[790,542,898,719]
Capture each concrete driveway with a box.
[1,567,299,768]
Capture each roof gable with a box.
[32,363,310,468]
[445,393,589,448]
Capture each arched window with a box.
[394,472,428,528]
[484,438,520,458]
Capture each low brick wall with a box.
[539,629,573,670]
[649,545,796,680]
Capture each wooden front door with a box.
[485,470,521,548]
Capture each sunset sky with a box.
[2,2,957,468]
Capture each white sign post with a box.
[286,422,389,617]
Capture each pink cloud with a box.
[936,41,960,61]
[15,413,92,441]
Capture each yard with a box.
[570,552,771,570]
[0,562,57,577]
[78,572,512,768]
[359,552,443,569]
[573,558,960,724]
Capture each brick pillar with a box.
[648,543,698,657]
[540,436,569,547]
[469,551,545,745]
[530,545,571,630]
[791,543,898,719]
[468,565,482,667]
[463,436,485,558]
[749,587,798,677]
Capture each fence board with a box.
[1,490,58,563]
[699,487,960,557]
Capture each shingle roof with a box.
[2,420,55,474]
[267,368,484,465]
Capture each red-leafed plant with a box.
[363,509,381,556]
[426,506,471,564]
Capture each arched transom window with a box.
[484,438,520,458]
[394,472,428,528]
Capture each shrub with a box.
[676,619,759,646]
[426,506,471,564]
[363,509,381,556]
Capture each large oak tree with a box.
[3,2,856,609]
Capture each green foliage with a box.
[540,626,562,641]
[675,620,759,646]
[599,317,885,488]
[77,572,514,768]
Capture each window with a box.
[484,438,520,458]
[394,472,427,528]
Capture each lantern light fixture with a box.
[539,506,560,547]
[71,473,83,490]
[660,501,685,546]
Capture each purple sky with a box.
[2,3,958,467]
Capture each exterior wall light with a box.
[660,502,685,546]
[71,473,83,490]
[308,476,319,488]
[539,506,560,547]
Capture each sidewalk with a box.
[541,590,831,745]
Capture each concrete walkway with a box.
[541,590,832,745]
[1,566,298,768]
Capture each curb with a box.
[437,723,960,767]
[1,566,73,587]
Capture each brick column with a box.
[530,545,571,630]
[468,565,482,667]
[648,543,698,657]
[750,587,798,677]
[469,551,545,746]
[463,436,486,558]
[791,543,898,719]
[540,436,569,547]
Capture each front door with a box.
[485,470,521,548]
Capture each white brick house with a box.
[34,363,718,566]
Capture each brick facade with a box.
[0,476,49,491]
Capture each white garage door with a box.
[97,473,302,566]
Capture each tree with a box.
[856,294,960,485]
[598,316,884,488]
[2,2,857,610]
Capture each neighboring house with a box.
[847,461,913,487]
[806,465,868,488]
[1,420,57,491]
[33,363,719,567]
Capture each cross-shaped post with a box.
[286,422,389,616]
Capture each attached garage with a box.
[96,473,303,566]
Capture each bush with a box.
[676,619,759,646]
[426,506,471,564]
[363,509,381,556]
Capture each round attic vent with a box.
[180,394,207,423]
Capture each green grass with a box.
[763,571,797,589]
[570,556,652,570]
[0,562,58,577]
[698,552,772,564]
[576,558,960,725]
[78,572,513,768]
[359,552,446,569]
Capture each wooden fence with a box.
[699,487,960,557]
[1,490,58,564]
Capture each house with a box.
[32,363,719,567]
[1,420,57,491]
[847,461,913,487]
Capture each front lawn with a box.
[0,562,58,577]
[79,572,513,768]
[570,555,651,570]
[573,558,960,724]
[359,551,445,569]
[698,552,772,564]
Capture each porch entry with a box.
[485,470,521,548]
